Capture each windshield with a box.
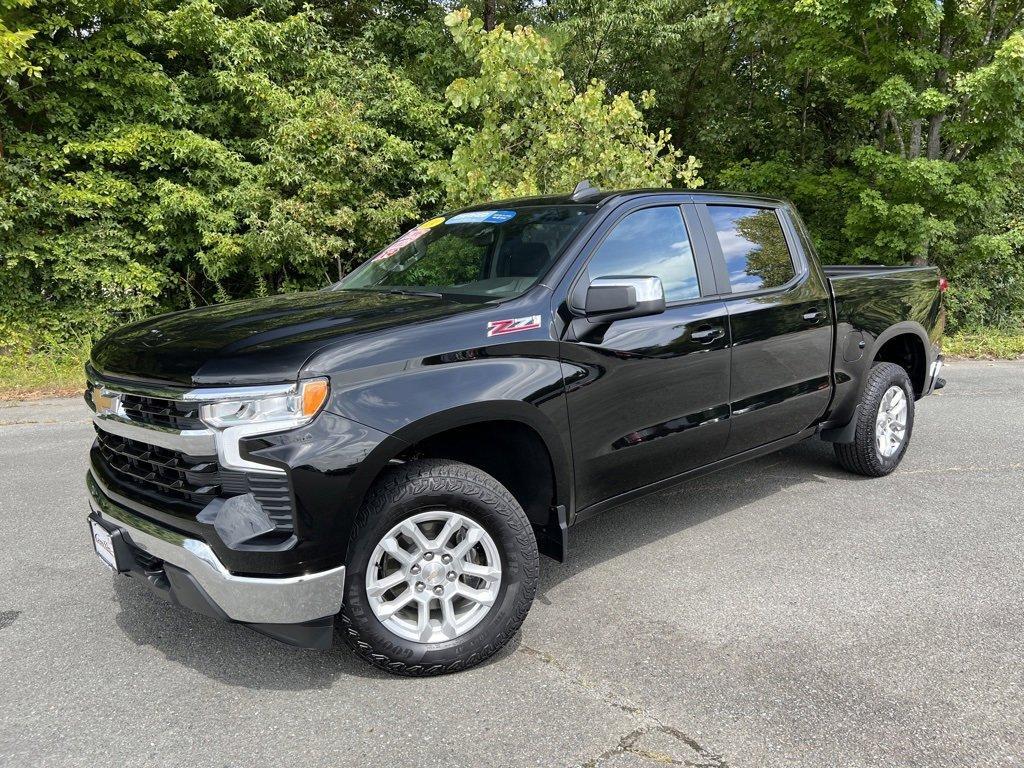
[336,205,595,300]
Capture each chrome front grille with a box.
[120,394,204,431]
[87,372,297,535]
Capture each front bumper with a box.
[86,471,346,647]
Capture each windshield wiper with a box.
[369,288,444,299]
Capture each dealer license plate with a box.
[90,520,118,571]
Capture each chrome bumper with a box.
[86,472,346,625]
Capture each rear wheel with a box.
[834,362,915,477]
[339,459,538,676]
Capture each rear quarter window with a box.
[707,206,796,292]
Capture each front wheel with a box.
[339,459,539,676]
[834,362,916,477]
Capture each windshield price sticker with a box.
[372,226,429,262]
[447,210,517,225]
[372,217,448,262]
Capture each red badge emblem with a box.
[486,315,542,337]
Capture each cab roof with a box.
[459,188,788,211]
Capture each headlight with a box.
[199,378,330,430]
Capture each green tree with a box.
[0,0,39,111]
[0,0,450,350]
[437,8,702,206]
[776,0,1024,328]
[542,0,1024,330]
[3,0,1023,353]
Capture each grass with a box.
[0,350,88,401]
[943,329,1024,360]
[1,327,1022,401]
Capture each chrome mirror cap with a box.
[584,276,666,321]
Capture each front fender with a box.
[242,411,409,571]
[326,355,573,514]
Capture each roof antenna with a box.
[571,179,601,201]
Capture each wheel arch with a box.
[821,320,932,443]
[339,402,573,563]
[867,322,931,397]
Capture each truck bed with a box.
[822,262,944,430]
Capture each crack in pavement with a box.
[581,724,729,768]
[518,644,728,767]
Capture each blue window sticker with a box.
[446,210,517,225]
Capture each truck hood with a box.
[90,289,481,387]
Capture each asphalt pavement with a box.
[0,360,1021,767]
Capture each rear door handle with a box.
[691,325,725,343]
[802,308,824,323]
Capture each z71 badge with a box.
[486,315,542,337]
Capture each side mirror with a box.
[584,276,666,321]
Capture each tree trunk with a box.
[926,114,944,160]
[909,119,922,159]
[928,0,958,160]
[801,69,811,163]
[983,0,1000,45]
[483,0,496,31]
[888,113,907,158]
[877,110,889,150]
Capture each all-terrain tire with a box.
[834,362,915,477]
[338,459,539,676]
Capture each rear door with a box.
[559,200,732,511]
[696,202,832,455]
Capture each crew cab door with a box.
[695,202,833,455]
[559,200,731,512]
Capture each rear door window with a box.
[707,206,795,292]
[587,206,701,302]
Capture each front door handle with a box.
[691,325,725,344]
[802,308,824,323]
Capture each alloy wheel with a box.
[875,385,908,458]
[364,510,503,643]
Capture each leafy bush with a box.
[0,0,451,351]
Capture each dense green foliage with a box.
[438,7,701,205]
[1,0,452,347]
[2,0,1023,353]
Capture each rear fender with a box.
[866,321,932,370]
[823,320,933,432]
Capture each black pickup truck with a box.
[84,187,945,675]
